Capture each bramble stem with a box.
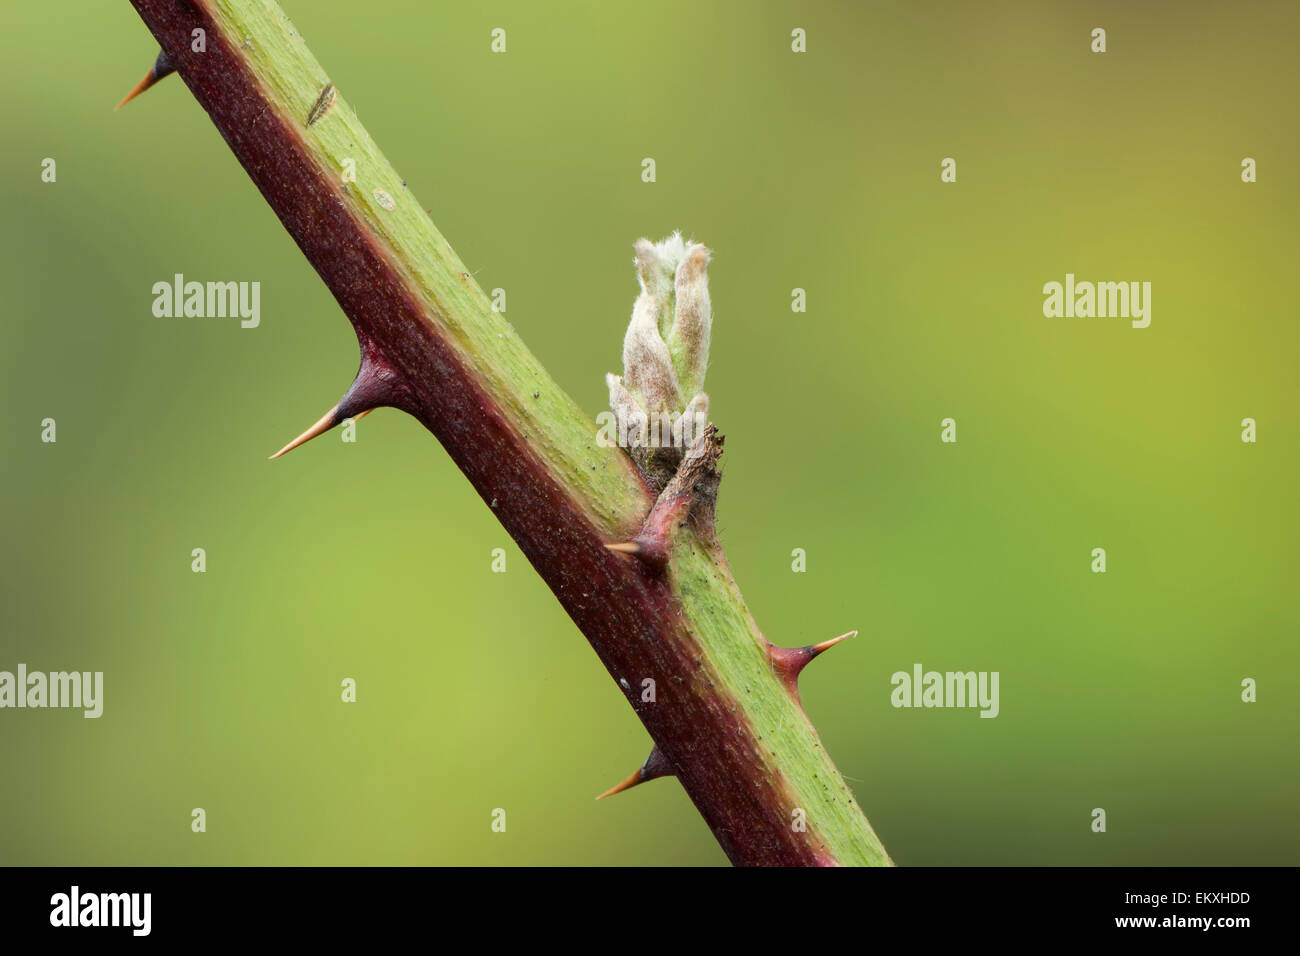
[126,0,890,866]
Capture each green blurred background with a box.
[2,1,1296,866]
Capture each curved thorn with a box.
[769,630,858,700]
[268,344,404,461]
[268,404,341,460]
[604,541,642,555]
[596,747,673,800]
[116,49,175,111]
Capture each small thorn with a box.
[603,535,670,574]
[769,630,858,701]
[268,405,341,460]
[268,344,402,461]
[268,404,375,460]
[596,747,673,800]
[116,49,175,111]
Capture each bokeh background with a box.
[2,1,1296,866]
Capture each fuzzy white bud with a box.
[607,233,714,485]
[667,243,711,399]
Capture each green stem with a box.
[125,0,891,866]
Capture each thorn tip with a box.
[596,746,673,800]
[268,405,340,460]
[596,769,644,800]
[115,49,175,111]
[808,630,857,657]
[604,541,642,555]
[769,630,859,700]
